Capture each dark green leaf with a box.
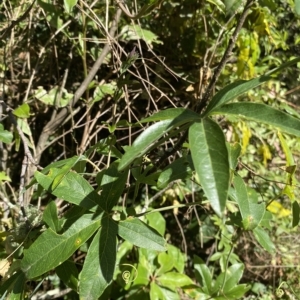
[79,216,118,299]
[189,118,230,216]
[292,201,300,227]
[212,103,300,137]
[56,260,79,291]
[98,163,128,212]
[117,218,166,251]
[158,156,193,188]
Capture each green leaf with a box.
[64,0,78,13]
[157,272,195,290]
[253,227,276,254]
[295,0,300,16]
[93,83,117,103]
[79,216,117,299]
[21,213,102,278]
[212,103,300,137]
[43,201,60,232]
[189,118,230,216]
[222,284,250,298]
[193,255,212,294]
[35,169,104,212]
[156,252,174,276]
[56,260,79,291]
[224,0,242,16]
[0,271,22,298]
[17,119,32,136]
[0,123,13,144]
[168,245,185,273]
[118,115,194,171]
[117,218,166,251]
[205,57,300,115]
[150,282,165,300]
[227,142,241,170]
[233,174,265,230]
[49,155,86,191]
[146,211,166,236]
[158,156,193,188]
[98,163,128,212]
[292,201,300,227]
[0,171,11,182]
[13,103,30,118]
[222,263,244,292]
[141,108,200,123]
[120,25,163,45]
[7,271,26,299]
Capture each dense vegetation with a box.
[1,0,300,299]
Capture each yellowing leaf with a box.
[240,122,251,154]
[267,201,291,218]
[258,144,272,167]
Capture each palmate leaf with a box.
[21,213,102,278]
[211,103,300,137]
[189,118,230,216]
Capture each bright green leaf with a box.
[222,263,244,292]
[157,272,195,290]
[0,171,11,182]
[146,211,166,236]
[117,218,166,251]
[0,123,13,144]
[13,103,30,118]
[64,0,78,13]
[193,255,212,294]
[150,282,165,300]
[156,252,174,276]
[189,118,230,216]
[35,169,105,212]
[120,25,163,45]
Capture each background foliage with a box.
[1,0,300,299]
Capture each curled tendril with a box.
[119,264,138,284]
[276,281,296,298]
